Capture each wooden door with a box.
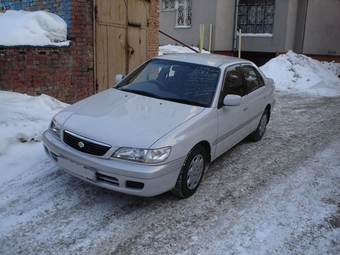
[95,0,149,92]
[127,0,149,72]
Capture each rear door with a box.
[241,65,267,131]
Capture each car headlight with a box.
[49,118,61,138]
[112,147,171,163]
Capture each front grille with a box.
[63,130,111,156]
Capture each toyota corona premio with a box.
[42,54,276,198]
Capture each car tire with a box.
[250,109,268,141]
[171,145,206,198]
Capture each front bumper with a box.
[42,130,185,197]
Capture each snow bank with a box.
[260,50,340,97]
[0,91,68,185]
[0,10,69,46]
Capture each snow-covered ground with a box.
[1,46,340,254]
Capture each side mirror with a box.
[223,94,241,106]
[115,74,124,84]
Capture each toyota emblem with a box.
[78,141,85,148]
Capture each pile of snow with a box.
[0,10,69,46]
[159,44,210,55]
[0,91,68,185]
[261,50,340,97]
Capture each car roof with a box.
[154,53,253,67]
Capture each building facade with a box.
[159,0,340,65]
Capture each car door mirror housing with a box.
[115,74,124,84]
[223,94,241,106]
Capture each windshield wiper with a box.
[166,98,206,107]
[121,89,160,99]
[120,88,206,107]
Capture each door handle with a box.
[127,45,135,55]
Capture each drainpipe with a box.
[301,0,309,54]
[209,24,213,52]
[233,0,240,51]
[238,29,242,58]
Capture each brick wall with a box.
[148,0,160,59]
[0,0,94,104]
[0,0,159,104]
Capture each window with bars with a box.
[162,0,176,11]
[162,0,192,28]
[238,0,275,34]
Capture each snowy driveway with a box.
[1,91,339,254]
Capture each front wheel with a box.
[171,145,206,198]
[249,109,268,141]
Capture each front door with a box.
[215,66,249,158]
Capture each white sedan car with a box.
[42,54,276,198]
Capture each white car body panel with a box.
[215,96,249,159]
[61,89,205,154]
[42,54,276,197]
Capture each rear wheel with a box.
[171,145,206,198]
[250,109,268,141]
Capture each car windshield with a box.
[115,59,220,107]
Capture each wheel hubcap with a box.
[187,154,204,190]
[259,113,267,136]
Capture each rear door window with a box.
[242,66,265,94]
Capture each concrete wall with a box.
[159,0,217,50]
[214,0,235,52]
[293,0,308,53]
[303,0,340,56]
[285,0,299,51]
[158,0,339,60]
[159,0,299,54]
[241,0,297,53]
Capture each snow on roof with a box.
[0,10,69,46]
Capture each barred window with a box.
[238,0,275,34]
[162,0,192,28]
[176,0,192,28]
[162,0,176,11]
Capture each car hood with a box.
[61,89,205,148]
